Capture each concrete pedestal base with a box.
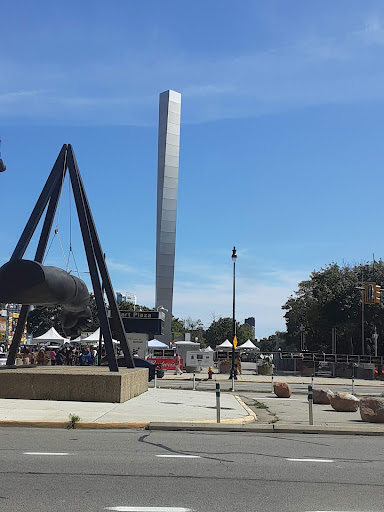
[0,367,148,403]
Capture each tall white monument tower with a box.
[155,90,181,344]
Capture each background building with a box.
[116,292,137,305]
[244,317,256,338]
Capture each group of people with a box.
[21,346,100,366]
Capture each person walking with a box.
[174,353,182,375]
[50,349,56,366]
[55,350,64,365]
[22,347,30,365]
[36,348,45,365]
[66,348,73,366]
[235,355,242,375]
[85,348,93,365]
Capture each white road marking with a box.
[156,455,201,459]
[287,458,334,463]
[105,508,193,512]
[23,452,69,456]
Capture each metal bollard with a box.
[311,375,314,389]
[271,374,274,393]
[231,376,235,392]
[216,383,221,423]
[352,377,355,395]
[193,371,196,391]
[308,384,314,425]
[154,371,157,389]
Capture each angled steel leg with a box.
[67,145,134,368]
[7,147,68,365]
[66,146,118,372]
[11,145,67,261]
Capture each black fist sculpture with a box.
[0,259,92,339]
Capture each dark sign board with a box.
[291,353,304,359]
[324,354,336,362]
[348,355,359,363]
[313,354,324,361]
[163,349,175,357]
[371,356,383,365]
[336,355,348,362]
[120,311,164,320]
[302,353,314,361]
[121,317,163,334]
[153,349,164,357]
[280,352,292,359]
[360,355,371,363]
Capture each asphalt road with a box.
[0,428,383,511]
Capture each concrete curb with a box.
[234,395,257,422]
[75,422,149,429]
[0,420,149,430]
[148,421,384,435]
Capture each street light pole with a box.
[230,246,237,381]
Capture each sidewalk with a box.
[0,388,252,427]
[0,376,382,435]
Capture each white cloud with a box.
[358,14,384,45]
[2,17,384,125]
[107,252,310,338]
[107,260,136,274]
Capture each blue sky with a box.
[2,1,384,338]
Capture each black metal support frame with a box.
[6,144,134,371]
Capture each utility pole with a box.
[372,326,379,357]
[361,270,365,356]
[331,327,337,355]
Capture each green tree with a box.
[205,317,252,348]
[183,316,206,346]
[258,331,293,353]
[27,305,63,337]
[282,261,384,354]
[117,301,151,312]
[171,316,186,337]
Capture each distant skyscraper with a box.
[244,317,256,338]
[155,90,181,344]
[116,292,137,305]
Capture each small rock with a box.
[313,388,334,405]
[274,382,292,398]
[330,392,359,412]
[360,397,384,423]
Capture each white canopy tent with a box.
[202,346,214,352]
[33,327,69,345]
[148,339,169,349]
[239,339,257,350]
[83,328,120,345]
[216,339,233,349]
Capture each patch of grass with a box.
[68,414,81,429]
[269,416,279,424]
[254,400,268,410]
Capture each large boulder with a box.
[360,397,384,423]
[274,382,292,398]
[330,392,359,412]
[313,388,334,405]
